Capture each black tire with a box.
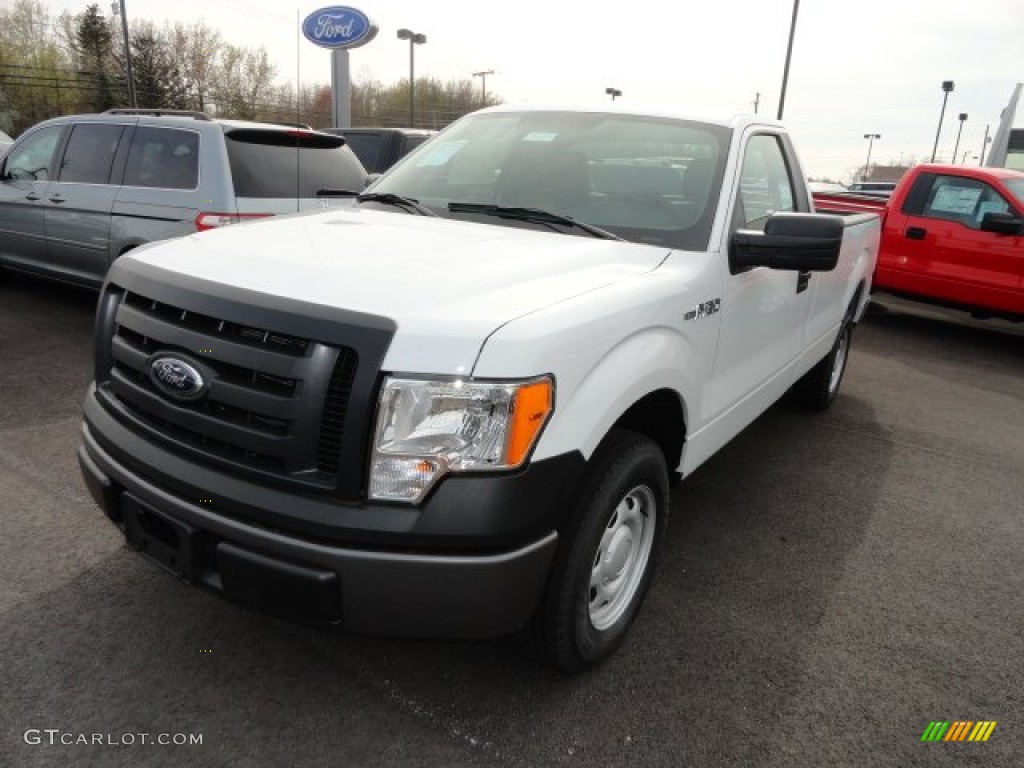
[795,320,852,411]
[526,428,669,673]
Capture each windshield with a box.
[1003,177,1024,207]
[371,110,730,250]
[225,129,366,199]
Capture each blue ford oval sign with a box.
[149,355,208,402]
[302,6,378,50]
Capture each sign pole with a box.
[331,50,351,129]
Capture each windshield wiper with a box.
[357,192,438,217]
[447,203,623,241]
[316,188,359,197]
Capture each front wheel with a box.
[794,320,852,411]
[527,429,669,673]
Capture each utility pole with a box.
[753,92,760,114]
[777,0,800,119]
[112,1,137,107]
[472,69,495,105]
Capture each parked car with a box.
[0,109,367,289]
[0,129,13,156]
[323,126,436,173]
[846,180,897,197]
[814,163,1024,320]
[79,106,878,672]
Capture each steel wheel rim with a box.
[829,328,849,395]
[589,484,657,631]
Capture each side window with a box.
[919,175,1011,229]
[58,124,124,184]
[737,134,797,231]
[2,126,63,182]
[124,127,200,190]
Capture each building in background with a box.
[987,82,1023,170]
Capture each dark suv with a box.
[0,110,367,288]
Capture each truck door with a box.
[711,132,813,416]
[884,172,1023,315]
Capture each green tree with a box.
[74,4,117,111]
[124,23,187,109]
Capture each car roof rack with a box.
[103,108,213,121]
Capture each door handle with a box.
[25,193,40,201]
[796,270,811,294]
[48,194,65,204]
[905,226,927,240]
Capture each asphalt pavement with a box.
[1,273,1021,768]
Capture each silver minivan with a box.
[0,110,367,289]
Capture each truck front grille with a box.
[101,290,359,491]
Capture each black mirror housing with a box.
[979,211,1024,235]
[730,212,843,273]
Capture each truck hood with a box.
[123,208,669,373]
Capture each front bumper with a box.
[79,389,583,639]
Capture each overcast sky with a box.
[46,0,1024,180]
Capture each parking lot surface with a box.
[2,274,1021,767]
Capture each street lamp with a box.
[111,1,136,107]
[397,28,426,127]
[862,133,880,181]
[472,69,495,105]
[605,87,621,101]
[952,112,968,164]
[930,80,954,162]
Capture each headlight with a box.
[369,376,554,503]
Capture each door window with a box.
[919,175,1014,229]
[737,134,797,230]
[58,124,124,184]
[124,127,200,190]
[2,126,63,181]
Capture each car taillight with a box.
[195,212,273,231]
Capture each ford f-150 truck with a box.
[78,106,879,672]
[814,163,1024,321]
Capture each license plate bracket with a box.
[122,494,200,581]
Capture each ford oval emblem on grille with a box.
[149,355,208,401]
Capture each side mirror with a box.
[730,212,843,273]
[979,211,1023,235]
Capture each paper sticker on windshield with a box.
[417,141,465,166]
[522,132,558,142]
[930,186,982,215]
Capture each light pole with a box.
[930,80,954,162]
[777,0,800,119]
[753,92,761,114]
[980,124,991,166]
[397,28,426,127]
[952,112,968,164]
[472,69,494,105]
[605,87,621,101]
[111,1,136,107]
[862,133,880,181]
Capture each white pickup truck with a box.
[78,106,879,672]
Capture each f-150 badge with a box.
[684,298,721,321]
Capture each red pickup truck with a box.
[814,164,1024,321]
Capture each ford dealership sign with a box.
[302,6,378,49]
